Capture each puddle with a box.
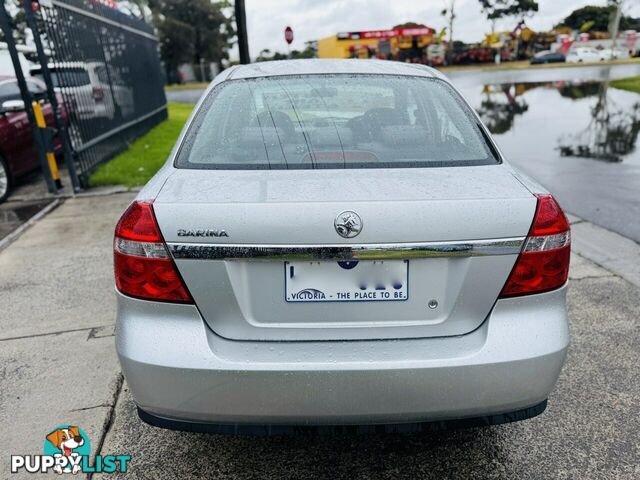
[0,200,52,241]
[458,79,640,165]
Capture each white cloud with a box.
[235,0,640,60]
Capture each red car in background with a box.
[0,75,65,202]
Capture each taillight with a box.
[500,194,571,297]
[114,201,192,303]
[92,86,104,101]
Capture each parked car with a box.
[30,61,134,121]
[0,47,32,77]
[566,47,601,63]
[530,50,565,64]
[598,48,630,61]
[0,76,65,202]
[426,44,446,66]
[115,60,571,433]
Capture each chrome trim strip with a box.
[168,237,525,261]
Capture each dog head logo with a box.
[44,425,91,475]
[46,426,84,456]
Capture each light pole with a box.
[441,0,456,66]
[235,0,250,64]
[608,0,623,60]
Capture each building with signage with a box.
[318,26,436,61]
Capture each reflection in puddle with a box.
[0,200,51,240]
[461,77,640,164]
[558,82,640,163]
[477,84,530,134]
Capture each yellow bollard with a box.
[32,101,62,189]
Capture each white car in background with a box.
[0,46,33,77]
[30,61,134,120]
[566,47,602,63]
[598,48,629,61]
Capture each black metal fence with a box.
[20,0,167,189]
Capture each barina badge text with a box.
[177,228,228,238]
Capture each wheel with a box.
[0,156,10,203]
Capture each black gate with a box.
[2,0,167,192]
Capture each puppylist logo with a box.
[10,424,131,475]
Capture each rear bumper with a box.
[137,400,549,435]
[116,286,569,427]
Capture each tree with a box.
[256,49,287,62]
[158,16,195,82]
[556,5,640,32]
[291,41,318,59]
[161,0,233,64]
[148,0,234,81]
[478,0,538,20]
[256,41,316,62]
[557,6,612,31]
[0,0,27,44]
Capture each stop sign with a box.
[284,26,294,45]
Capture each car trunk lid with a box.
[154,165,536,341]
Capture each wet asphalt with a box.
[0,199,51,241]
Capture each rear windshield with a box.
[176,74,499,170]
[33,68,91,87]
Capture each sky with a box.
[237,0,640,59]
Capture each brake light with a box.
[114,201,192,303]
[500,194,571,297]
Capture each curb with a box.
[567,212,640,289]
[8,185,138,203]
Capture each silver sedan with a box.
[114,59,570,433]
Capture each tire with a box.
[0,155,11,203]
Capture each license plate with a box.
[285,260,409,303]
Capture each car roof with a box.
[0,75,40,82]
[223,59,446,81]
